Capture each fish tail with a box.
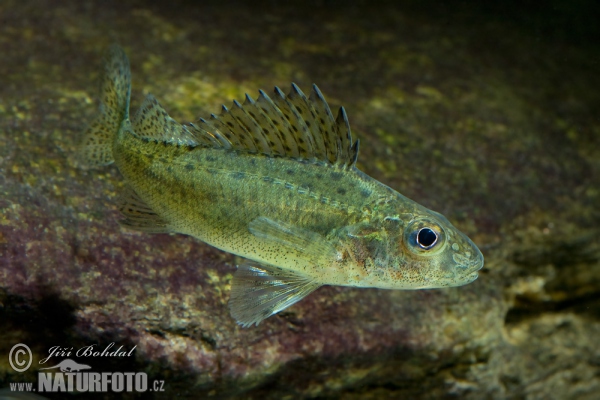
[79,45,131,167]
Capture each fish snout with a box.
[449,236,484,283]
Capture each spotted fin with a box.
[229,261,322,327]
[248,217,339,263]
[282,84,328,160]
[130,95,200,146]
[117,186,170,233]
[185,83,359,168]
[79,45,131,167]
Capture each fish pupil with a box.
[417,228,437,249]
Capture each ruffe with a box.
[80,46,484,327]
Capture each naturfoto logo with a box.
[7,343,165,394]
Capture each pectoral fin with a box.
[248,217,339,263]
[229,261,322,327]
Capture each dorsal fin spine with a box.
[308,84,342,164]
[336,106,354,166]
[288,83,328,160]
[243,94,286,155]
[196,118,231,149]
[257,89,301,158]
[351,139,360,167]
[283,84,324,160]
[195,117,232,149]
[186,83,360,167]
[211,111,247,150]
[272,86,316,159]
[274,86,286,99]
[229,99,270,153]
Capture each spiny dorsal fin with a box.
[285,84,328,161]
[309,85,343,162]
[185,84,359,168]
[255,90,301,158]
[243,94,287,156]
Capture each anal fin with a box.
[229,261,322,327]
[117,186,170,233]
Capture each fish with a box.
[80,46,484,327]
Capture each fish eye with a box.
[416,227,438,249]
[403,219,445,256]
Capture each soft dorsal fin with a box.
[131,94,201,146]
[185,84,359,168]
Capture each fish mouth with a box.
[455,257,483,273]
[468,260,484,273]
[454,258,483,284]
[464,271,479,283]
[442,269,479,287]
[462,246,484,274]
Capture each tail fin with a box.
[79,45,131,167]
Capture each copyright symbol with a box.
[9,343,32,372]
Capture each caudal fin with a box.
[79,45,131,167]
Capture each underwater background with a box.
[0,0,599,398]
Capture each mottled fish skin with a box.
[81,46,484,327]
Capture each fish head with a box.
[340,205,483,290]
[388,207,484,289]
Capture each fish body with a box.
[81,46,484,326]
